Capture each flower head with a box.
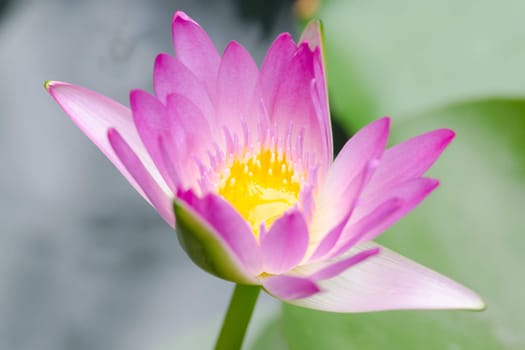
[46,11,484,312]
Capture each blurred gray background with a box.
[0,0,295,348]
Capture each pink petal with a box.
[323,117,389,195]
[309,158,379,244]
[165,93,213,188]
[259,33,296,117]
[177,190,261,275]
[46,81,169,205]
[326,198,403,259]
[153,53,215,127]
[130,90,213,192]
[215,41,259,135]
[260,210,309,275]
[348,178,440,242]
[157,135,181,192]
[311,118,390,236]
[290,242,485,312]
[308,210,351,262]
[171,11,220,102]
[107,128,174,226]
[309,247,380,280]
[263,275,320,300]
[299,19,323,52]
[174,196,257,284]
[364,129,455,198]
[270,43,328,167]
[310,62,332,168]
[129,90,174,189]
[300,20,332,161]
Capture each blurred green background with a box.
[1,0,523,349]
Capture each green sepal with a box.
[173,199,256,285]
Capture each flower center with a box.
[218,150,301,237]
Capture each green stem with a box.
[214,283,261,350]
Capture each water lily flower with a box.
[46,11,484,313]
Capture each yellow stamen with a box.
[218,150,301,237]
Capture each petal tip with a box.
[154,52,171,68]
[129,89,159,113]
[223,40,241,54]
[473,298,487,311]
[379,116,391,129]
[277,32,293,41]
[44,80,55,91]
[374,117,391,143]
[434,128,456,148]
[129,88,143,103]
[366,117,390,137]
[458,288,486,311]
[172,10,193,24]
[428,177,440,190]
[106,127,119,141]
[300,18,324,50]
[44,80,70,96]
[443,128,456,143]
